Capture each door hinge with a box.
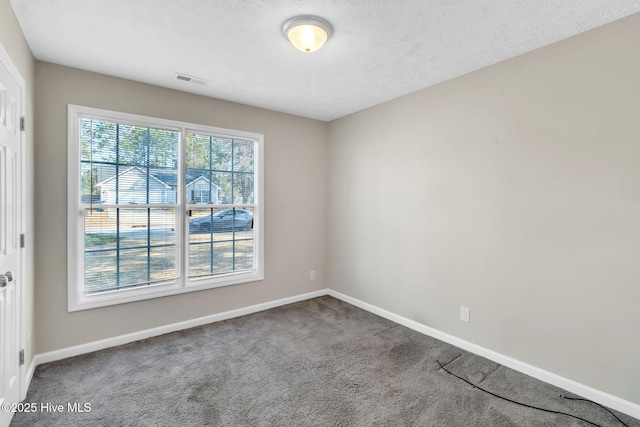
[20,116,25,132]
[19,350,24,365]
[20,233,25,248]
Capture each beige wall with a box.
[1,0,35,370]
[34,62,327,352]
[328,14,640,404]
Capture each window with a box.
[67,105,263,311]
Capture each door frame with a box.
[0,41,27,401]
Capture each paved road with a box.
[86,226,175,239]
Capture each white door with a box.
[0,52,22,427]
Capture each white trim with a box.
[0,43,26,87]
[0,41,28,402]
[25,357,36,393]
[328,290,640,420]
[35,289,328,365]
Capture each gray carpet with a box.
[11,296,640,426]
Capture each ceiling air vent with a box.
[174,73,208,85]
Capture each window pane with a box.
[186,132,254,205]
[186,169,220,204]
[232,139,254,172]
[188,207,254,278]
[84,208,176,294]
[233,172,254,204]
[210,171,232,204]
[80,118,178,205]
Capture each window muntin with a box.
[68,105,263,311]
[185,131,256,281]
[84,208,177,293]
[188,207,254,279]
[185,133,255,205]
[80,118,179,296]
[80,119,179,206]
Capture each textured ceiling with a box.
[10,0,640,121]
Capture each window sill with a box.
[68,270,264,312]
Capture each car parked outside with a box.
[189,209,253,233]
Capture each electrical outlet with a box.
[460,306,470,323]
[310,270,316,281]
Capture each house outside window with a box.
[67,105,264,311]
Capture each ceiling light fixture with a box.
[282,15,333,53]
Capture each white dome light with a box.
[283,16,333,53]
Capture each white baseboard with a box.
[27,288,639,420]
[21,357,37,401]
[328,289,640,420]
[33,289,329,367]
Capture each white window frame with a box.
[67,105,264,311]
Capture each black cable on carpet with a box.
[561,395,629,427]
[436,358,628,427]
